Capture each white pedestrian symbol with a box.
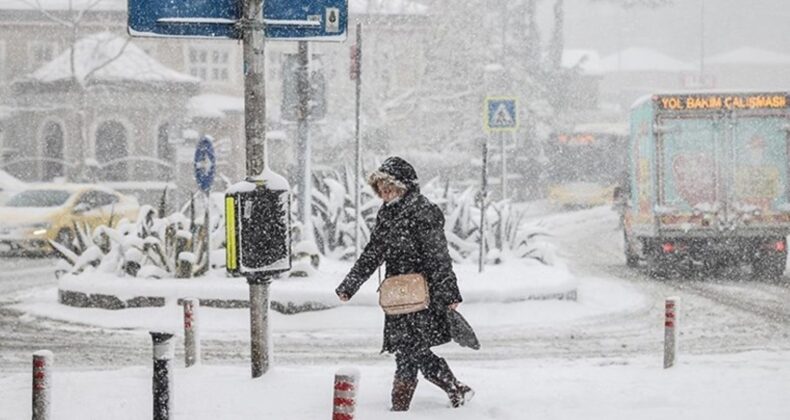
[196,154,213,176]
[492,103,514,127]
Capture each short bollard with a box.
[151,332,174,420]
[183,298,201,367]
[32,350,53,420]
[332,368,360,420]
[664,297,679,369]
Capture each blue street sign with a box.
[128,0,347,41]
[264,0,347,41]
[128,0,240,39]
[484,97,519,131]
[194,136,216,192]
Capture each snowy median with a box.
[55,257,579,312]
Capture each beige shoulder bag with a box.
[378,273,430,315]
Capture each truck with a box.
[623,91,790,278]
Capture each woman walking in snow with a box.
[335,156,474,411]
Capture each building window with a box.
[42,121,64,181]
[95,121,128,181]
[187,46,231,82]
[28,41,57,71]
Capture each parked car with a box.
[0,184,139,255]
[0,169,26,205]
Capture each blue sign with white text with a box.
[194,136,216,192]
[128,0,240,39]
[128,0,347,41]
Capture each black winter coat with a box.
[336,189,463,354]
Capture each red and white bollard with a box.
[183,298,201,367]
[332,368,360,420]
[32,350,53,420]
[664,297,679,369]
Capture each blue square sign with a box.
[484,97,518,131]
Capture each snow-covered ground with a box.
[1,205,789,419]
[1,351,788,419]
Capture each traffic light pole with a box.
[353,23,362,258]
[296,40,313,243]
[242,0,272,378]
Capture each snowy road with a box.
[1,206,789,372]
[0,258,150,371]
[547,206,790,357]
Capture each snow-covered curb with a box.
[57,258,578,312]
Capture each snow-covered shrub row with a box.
[422,179,554,265]
[53,196,224,279]
[309,165,379,260]
[54,193,322,280]
[304,172,554,265]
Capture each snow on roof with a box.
[350,0,427,15]
[28,32,199,85]
[562,49,602,75]
[188,94,244,119]
[0,169,26,190]
[0,0,124,11]
[706,47,790,65]
[599,47,695,73]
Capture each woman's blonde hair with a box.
[367,170,407,197]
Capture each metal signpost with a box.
[352,23,362,258]
[128,0,349,379]
[194,136,216,270]
[482,98,517,270]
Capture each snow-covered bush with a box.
[310,165,379,260]
[52,194,225,279]
[423,180,554,265]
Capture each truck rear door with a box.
[656,117,721,221]
[730,115,790,224]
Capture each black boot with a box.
[391,379,417,411]
[423,358,474,408]
[451,381,475,407]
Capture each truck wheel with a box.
[646,251,669,279]
[624,232,639,267]
[752,257,785,282]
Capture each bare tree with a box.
[20,0,130,181]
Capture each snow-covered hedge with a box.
[305,172,555,266]
[422,179,555,265]
[53,198,224,279]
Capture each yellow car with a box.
[548,182,616,209]
[0,184,139,255]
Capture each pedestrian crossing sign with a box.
[484,97,518,131]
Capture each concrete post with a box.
[183,298,200,367]
[664,297,678,369]
[332,368,360,420]
[32,350,53,420]
[151,332,174,420]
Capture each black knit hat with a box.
[367,156,419,194]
